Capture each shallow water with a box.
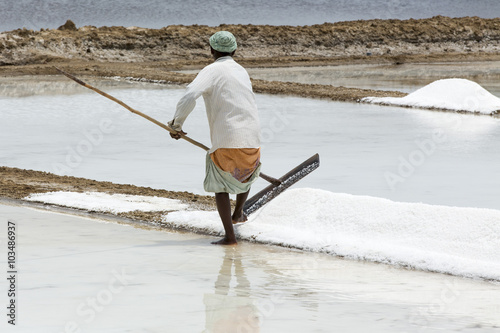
[1,76,500,210]
[1,202,499,332]
[180,62,500,95]
[246,61,500,95]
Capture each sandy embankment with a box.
[1,16,500,101]
[0,166,216,224]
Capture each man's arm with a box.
[168,68,212,134]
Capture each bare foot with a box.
[211,237,238,245]
[232,213,248,225]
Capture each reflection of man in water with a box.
[203,247,260,332]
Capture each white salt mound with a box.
[362,78,500,115]
[166,188,500,281]
[25,191,188,213]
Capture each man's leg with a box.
[232,190,249,224]
[212,192,237,245]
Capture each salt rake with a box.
[54,67,320,215]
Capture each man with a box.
[169,31,261,245]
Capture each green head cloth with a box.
[209,31,237,53]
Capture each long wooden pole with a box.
[54,67,210,151]
[54,67,281,186]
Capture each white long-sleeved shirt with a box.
[169,56,261,153]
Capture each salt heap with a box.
[166,188,500,281]
[362,78,500,115]
[25,191,188,213]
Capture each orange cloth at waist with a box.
[210,148,260,183]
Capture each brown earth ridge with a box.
[1,16,500,65]
[1,16,500,103]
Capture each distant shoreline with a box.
[2,16,500,66]
[1,16,499,107]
